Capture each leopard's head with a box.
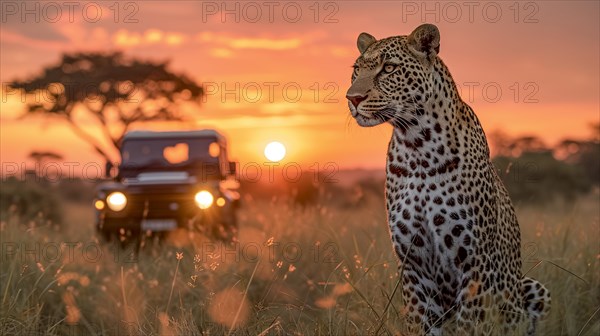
[346,24,441,129]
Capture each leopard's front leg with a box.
[400,265,445,336]
[454,269,499,336]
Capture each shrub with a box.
[0,178,63,227]
[493,150,591,204]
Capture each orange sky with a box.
[1,1,598,174]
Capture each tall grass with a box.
[0,190,598,335]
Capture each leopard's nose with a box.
[346,94,368,108]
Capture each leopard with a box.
[346,24,550,335]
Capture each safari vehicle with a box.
[94,130,240,240]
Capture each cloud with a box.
[228,37,301,50]
[113,29,142,46]
[0,24,111,53]
[209,48,234,59]
[113,29,187,47]
[0,29,65,50]
[196,32,302,51]
[0,4,69,43]
[144,29,164,43]
[328,46,354,58]
[112,29,187,47]
[165,33,186,45]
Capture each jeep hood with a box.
[122,171,198,185]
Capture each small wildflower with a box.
[332,283,353,296]
[315,296,336,309]
[209,262,219,271]
[158,312,173,335]
[265,237,275,247]
[176,252,183,260]
[79,276,90,287]
[62,291,81,325]
[187,275,198,288]
[353,255,362,269]
[58,272,80,285]
[342,266,350,279]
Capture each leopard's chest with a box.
[385,158,476,274]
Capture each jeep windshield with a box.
[119,137,221,179]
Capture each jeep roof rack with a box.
[123,129,226,143]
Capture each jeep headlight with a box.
[195,190,214,209]
[106,192,127,211]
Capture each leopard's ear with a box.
[357,32,376,54]
[407,24,440,58]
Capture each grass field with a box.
[1,187,598,335]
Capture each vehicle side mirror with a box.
[228,161,237,176]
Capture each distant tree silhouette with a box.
[555,123,600,185]
[10,52,204,163]
[291,173,320,207]
[28,150,63,164]
[488,130,513,157]
[494,151,591,204]
[492,129,599,204]
[28,150,63,177]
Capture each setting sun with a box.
[264,141,286,162]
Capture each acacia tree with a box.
[10,52,203,163]
[28,150,63,176]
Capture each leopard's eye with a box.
[383,64,397,74]
[352,66,359,77]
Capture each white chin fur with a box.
[348,103,359,117]
[354,114,385,127]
